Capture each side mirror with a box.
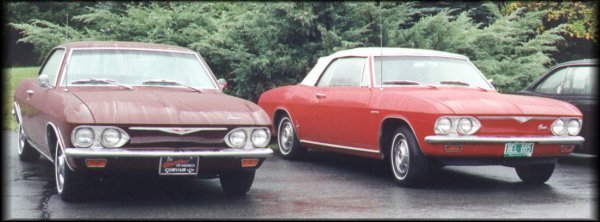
[38,75,52,88]
[217,78,227,90]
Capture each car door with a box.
[20,48,66,150]
[310,57,373,149]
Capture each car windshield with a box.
[374,56,493,90]
[64,49,217,89]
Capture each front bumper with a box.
[64,147,274,158]
[424,135,585,144]
[64,147,273,173]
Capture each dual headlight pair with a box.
[434,116,583,136]
[71,126,130,148]
[551,118,582,136]
[225,127,271,148]
[434,116,481,135]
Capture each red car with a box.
[258,47,585,187]
[13,41,273,201]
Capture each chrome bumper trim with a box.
[64,147,273,158]
[425,135,585,144]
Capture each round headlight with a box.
[551,119,566,136]
[251,129,269,148]
[457,118,474,135]
[101,128,121,147]
[435,117,452,135]
[567,119,581,136]
[73,127,94,148]
[228,129,247,148]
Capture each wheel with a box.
[54,141,85,202]
[388,126,430,187]
[219,170,256,196]
[277,116,305,160]
[515,163,555,184]
[17,124,40,162]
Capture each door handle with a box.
[315,93,327,99]
[26,90,34,96]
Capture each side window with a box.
[534,67,567,94]
[561,66,596,96]
[317,57,367,87]
[39,49,66,86]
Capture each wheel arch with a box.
[45,122,74,170]
[272,107,297,138]
[379,116,423,160]
[13,102,23,124]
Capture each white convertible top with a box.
[300,47,469,86]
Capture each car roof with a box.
[300,47,470,86]
[329,47,468,59]
[56,41,195,53]
[554,59,598,67]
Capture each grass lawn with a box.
[3,67,38,131]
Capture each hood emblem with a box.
[512,117,532,123]
[163,128,202,135]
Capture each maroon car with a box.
[12,41,273,201]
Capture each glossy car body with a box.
[259,47,584,186]
[516,59,597,154]
[13,41,273,200]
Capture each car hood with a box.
[68,87,265,125]
[386,87,581,116]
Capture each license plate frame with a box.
[158,156,199,176]
[504,142,534,157]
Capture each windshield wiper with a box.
[383,80,421,85]
[440,80,489,91]
[383,80,438,89]
[440,80,470,86]
[70,78,133,90]
[142,79,203,93]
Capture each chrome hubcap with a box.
[55,143,65,193]
[18,126,25,155]
[392,134,410,180]
[279,120,294,154]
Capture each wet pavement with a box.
[2,131,597,219]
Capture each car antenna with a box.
[65,13,69,40]
[379,1,384,90]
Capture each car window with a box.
[39,49,65,86]
[317,57,367,87]
[534,67,568,94]
[561,66,597,96]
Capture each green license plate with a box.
[504,143,534,157]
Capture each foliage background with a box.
[4,1,598,102]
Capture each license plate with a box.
[504,143,534,157]
[159,156,199,175]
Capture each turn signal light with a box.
[85,159,107,168]
[560,145,575,153]
[444,145,463,153]
[241,158,259,167]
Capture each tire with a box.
[17,124,40,162]
[388,126,430,187]
[277,116,305,160]
[54,141,85,202]
[219,170,256,196]
[515,163,555,184]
